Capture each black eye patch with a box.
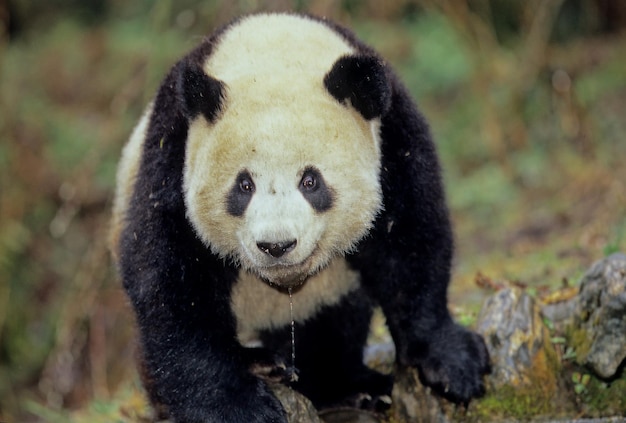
[227,170,255,217]
[299,166,334,213]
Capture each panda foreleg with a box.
[120,220,288,421]
[350,83,490,404]
[127,279,288,421]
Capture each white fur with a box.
[109,104,152,259]
[233,257,360,343]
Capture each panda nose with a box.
[256,240,297,258]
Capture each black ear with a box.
[324,55,392,120]
[177,60,225,122]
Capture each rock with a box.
[363,342,395,375]
[389,366,452,423]
[540,289,578,325]
[272,382,387,423]
[319,408,383,423]
[271,383,323,423]
[476,288,560,392]
[568,253,626,379]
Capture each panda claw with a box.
[342,392,392,413]
[246,348,296,384]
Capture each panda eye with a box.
[298,167,333,212]
[239,178,255,193]
[300,174,317,191]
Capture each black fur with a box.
[116,13,489,422]
[227,170,255,217]
[324,54,391,120]
[178,62,225,122]
[298,166,334,213]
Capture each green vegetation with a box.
[472,385,557,422]
[1,1,625,421]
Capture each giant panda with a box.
[110,12,490,422]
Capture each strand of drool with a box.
[288,288,297,382]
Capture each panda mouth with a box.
[261,273,308,292]
[258,261,311,285]
[255,246,321,289]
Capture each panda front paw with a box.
[413,323,490,404]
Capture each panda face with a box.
[184,92,382,287]
[182,14,384,287]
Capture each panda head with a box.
[180,14,391,287]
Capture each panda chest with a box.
[231,257,360,344]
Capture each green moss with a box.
[470,385,555,421]
[471,334,561,419]
[565,325,592,366]
[544,327,562,375]
[583,375,626,416]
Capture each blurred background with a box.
[1,0,624,421]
